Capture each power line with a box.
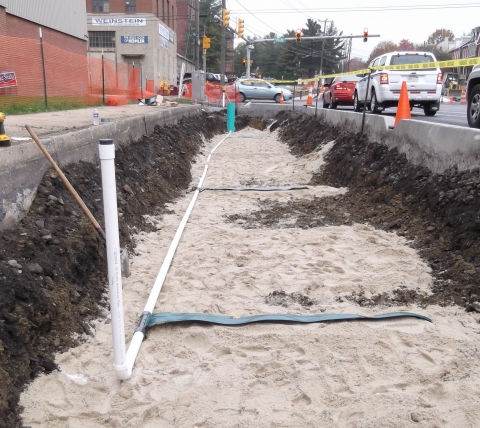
[229,2,480,13]
[231,0,284,37]
[279,0,317,22]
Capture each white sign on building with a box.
[92,17,146,26]
[158,23,169,39]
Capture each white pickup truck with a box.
[354,51,443,116]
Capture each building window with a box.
[126,0,136,12]
[167,0,170,26]
[89,31,116,48]
[92,0,109,12]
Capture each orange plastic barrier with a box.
[0,34,151,109]
[181,82,241,104]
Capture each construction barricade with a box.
[0,34,154,109]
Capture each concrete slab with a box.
[3,103,195,144]
[0,103,201,230]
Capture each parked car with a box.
[234,78,292,103]
[467,64,480,128]
[323,75,362,109]
[354,51,443,116]
[206,72,228,83]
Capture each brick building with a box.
[0,0,88,100]
[86,0,178,91]
[176,0,197,61]
[448,27,480,83]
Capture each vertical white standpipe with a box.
[99,139,129,380]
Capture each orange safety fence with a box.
[182,82,241,104]
[0,34,152,109]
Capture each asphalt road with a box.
[290,98,470,128]
[379,103,468,128]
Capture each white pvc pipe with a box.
[99,139,129,380]
[125,132,231,376]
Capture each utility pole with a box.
[319,20,328,82]
[220,0,226,105]
[347,36,352,72]
[195,0,200,69]
[203,29,207,74]
[246,45,251,78]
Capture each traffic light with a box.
[222,9,230,27]
[237,19,244,38]
[202,36,211,49]
[295,29,302,42]
[363,28,368,42]
[242,58,246,67]
[250,59,253,66]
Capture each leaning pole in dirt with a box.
[99,139,129,380]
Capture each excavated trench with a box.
[1,110,480,427]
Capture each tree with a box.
[276,29,302,80]
[348,57,367,72]
[367,41,398,63]
[298,19,323,78]
[398,39,413,51]
[279,20,346,78]
[196,0,234,72]
[234,42,248,77]
[412,43,453,62]
[427,29,455,45]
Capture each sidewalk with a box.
[3,102,189,146]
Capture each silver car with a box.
[235,78,292,103]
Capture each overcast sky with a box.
[227,0,480,59]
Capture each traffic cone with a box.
[306,86,313,106]
[280,91,284,105]
[450,96,454,105]
[461,88,467,104]
[394,81,411,127]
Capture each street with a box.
[281,98,470,128]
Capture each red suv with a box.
[322,75,362,109]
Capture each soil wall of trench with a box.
[0,111,243,427]
[1,110,480,426]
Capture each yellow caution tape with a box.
[372,56,480,71]
[237,56,480,85]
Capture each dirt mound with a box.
[234,115,272,131]
[0,111,235,427]
[230,111,480,310]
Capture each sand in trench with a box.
[20,127,480,427]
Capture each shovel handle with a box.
[25,125,106,241]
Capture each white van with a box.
[354,51,443,116]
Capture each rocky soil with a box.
[240,111,480,310]
[0,111,232,427]
[2,108,480,427]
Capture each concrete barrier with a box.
[237,104,480,174]
[0,106,201,230]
